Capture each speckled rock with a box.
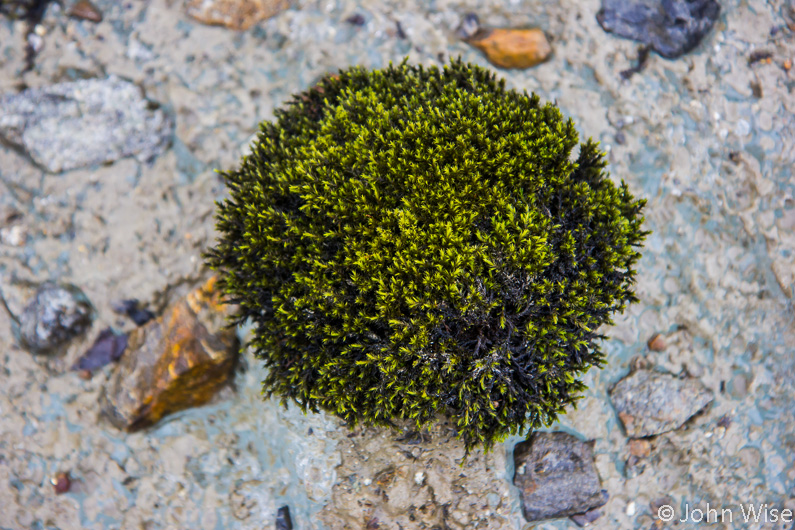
[99,276,239,431]
[14,282,93,354]
[513,432,608,522]
[184,0,289,31]
[597,0,721,59]
[610,369,713,438]
[0,76,172,172]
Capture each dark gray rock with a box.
[0,76,172,172]
[609,369,713,438]
[71,328,128,371]
[513,432,608,522]
[275,505,292,530]
[15,283,93,353]
[596,0,721,59]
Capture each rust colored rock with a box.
[51,472,71,494]
[467,28,552,69]
[184,0,289,31]
[647,333,666,351]
[69,0,103,22]
[99,276,239,431]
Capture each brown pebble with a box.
[51,472,71,494]
[628,438,651,458]
[784,59,792,71]
[69,0,103,22]
[647,333,666,351]
[467,28,552,69]
[78,369,93,380]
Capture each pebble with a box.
[466,28,552,69]
[570,507,603,527]
[68,0,102,22]
[99,276,240,431]
[111,299,155,326]
[456,12,480,40]
[596,0,721,59]
[513,432,608,521]
[51,472,71,494]
[275,505,293,530]
[15,282,93,354]
[0,76,172,173]
[185,0,289,31]
[647,333,666,351]
[71,328,128,372]
[610,369,714,438]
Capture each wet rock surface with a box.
[513,432,608,522]
[184,0,289,30]
[610,369,714,438]
[0,76,172,172]
[14,282,92,354]
[99,276,239,431]
[597,0,721,58]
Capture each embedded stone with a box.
[466,28,552,69]
[99,276,239,431]
[184,0,289,31]
[0,76,171,173]
[609,369,713,438]
[513,432,608,521]
[15,282,93,354]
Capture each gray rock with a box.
[0,76,172,172]
[609,369,713,438]
[15,283,93,354]
[513,432,608,522]
[596,0,721,59]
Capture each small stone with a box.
[345,13,365,26]
[111,299,155,326]
[68,0,102,22]
[78,369,93,380]
[467,28,552,69]
[184,0,289,31]
[15,283,93,354]
[275,505,293,530]
[51,472,71,494]
[0,76,172,173]
[624,454,646,478]
[597,0,720,59]
[628,438,651,458]
[570,507,602,527]
[513,432,608,521]
[0,224,26,246]
[610,369,714,438]
[647,333,666,351]
[456,12,480,40]
[99,276,239,431]
[72,328,128,371]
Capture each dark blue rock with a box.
[597,0,721,59]
[275,506,292,530]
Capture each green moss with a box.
[207,58,648,451]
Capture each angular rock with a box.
[609,369,713,438]
[0,76,172,173]
[72,328,128,371]
[15,282,93,354]
[466,28,552,69]
[99,276,239,431]
[596,0,721,59]
[184,0,289,31]
[513,432,608,521]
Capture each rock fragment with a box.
[275,505,293,530]
[15,282,93,354]
[99,276,239,431]
[466,28,552,69]
[71,328,128,372]
[111,299,155,326]
[513,432,608,521]
[609,369,713,438]
[68,0,102,22]
[184,0,289,31]
[597,0,721,59]
[0,76,172,173]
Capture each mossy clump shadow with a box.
[207,58,648,451]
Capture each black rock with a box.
[513,432,608,522]
[15,283,93,353]
[345,13,365,26]
[275,505,293,530]
[596,0,721,59]
[111,299,155,326]
[72,328,128,371]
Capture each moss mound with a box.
[207,58,648,451]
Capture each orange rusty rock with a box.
[100,276,239,431]
[467,28,552,69]
[184,0,289,31]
